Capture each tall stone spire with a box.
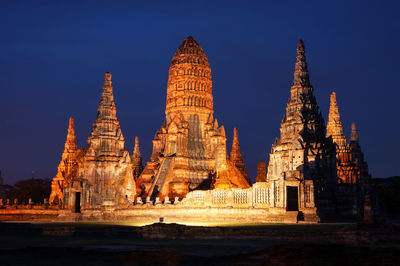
[132,136,143,180]
[49,117,78,204]
[86,72,125,159]
[62,72,136,210]
[350,122,359,142]
[266,40,336,217]
[327,92,346,149]
[326,92,358,184]
[230,128,248,182]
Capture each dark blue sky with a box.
[1,0,399,184]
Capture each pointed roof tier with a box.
[86,72,125,159]
[279,40,326,144]
[327,92,347,149]
[166,36,213,119]
[230,128,248,182]
[64,117,78,154]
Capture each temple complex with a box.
[42,37,374,224]
[265,40,337,220]
[135,36,250,201]
[60,72,136,214]
[49,117,79,205]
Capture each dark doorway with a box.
[286,186,299,211]
[74,192,81,213]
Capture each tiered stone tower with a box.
[326,92,358,184]
[62,72,136,211]
[136,36,250,201]
[230,128,249,182]
[132,136,143,180]
[266,40,336,219]
[49,117,78,204]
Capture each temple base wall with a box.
[0,208,59,221]
[57,206,319,224]
[0,204,320,224]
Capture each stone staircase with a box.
[150,157,172,200]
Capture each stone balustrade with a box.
[0,198,58,210]
[131,183,273,209]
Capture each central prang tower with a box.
[165,36,214,122]
[136,36,250,201]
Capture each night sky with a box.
[1,1,399,184]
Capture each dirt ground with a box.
[0,222,399,265]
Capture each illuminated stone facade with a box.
[326,92,358,184]
[265,40,337,220]
[136,37,250,201]
[61,72,136,212]
[49,117,79,205]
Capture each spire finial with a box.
[68,117,74,130]
[350,122,359,142]
[65,116,77,152]
[293,39,310,87]
[104,72,112,87]
[298,39,304,49]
